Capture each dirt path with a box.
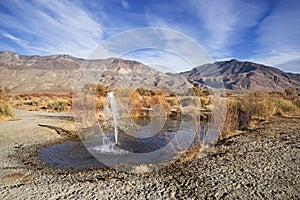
[0,109,73,145]
[0,111,299,199]
[0,109,73,190]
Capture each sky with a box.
[0,0,299,73]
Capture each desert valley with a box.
[0,51,299,199]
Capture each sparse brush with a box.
[47,100,71,111]
[10,93,72,112]
[238,92,275,121]
[0,100,14,119]
[0,88,14,120]
[275,98,299,116]
[293,98,300,108]
[199,97,211,107]
[179,96,200,107]
[220,99,239,138]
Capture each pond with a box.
[38,117,209,170]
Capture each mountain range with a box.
[181,59,300,93]
[0,51,299,95]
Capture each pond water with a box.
[38,118,209,170]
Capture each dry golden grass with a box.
[9,93,72,112]
[0,88,14,121]
[220,91,300,138]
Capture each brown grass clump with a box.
[129,90,173,118]
[220,99,239,139]
[0,100,14,120]
[275,98,299,116]
[238,92,275,121]
[220,91,300,139]
[0,88,14,120]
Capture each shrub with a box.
[0,100,14,119]
[136,88,158,96]
[0,88,14,120]
[202,89,210,96]
[96,85,107,96]
[225,91,234,96]
[269,91,284,97]
[275,99,298,115]
[285,87,297,96]
[238,92,275,121]
[293,98,300,108]
[191,87,202,96]
[220,99,239,138]
[199,97,211,107]
[47,100,70,111]
[0,88,9,100]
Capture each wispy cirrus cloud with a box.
[121,0,130,10]
[251,0,300,72]
[1,31,27,47]
[89,27,212,72]
[0,0,299,73]
[144,0,270,60]
[189,0,270,59]
[0,0,103,57]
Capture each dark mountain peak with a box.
[181,59,300,93]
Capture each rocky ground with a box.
[0,110,299,199]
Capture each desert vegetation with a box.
[220,90,300,139]
[5,83,300,143]
[9,93,72,112]
[0,87,14,121]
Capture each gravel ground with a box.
[0,110,299,199]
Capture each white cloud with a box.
[1,31,28,48]
[0,0,103,57]
[190,0,269,59]
[144,0,270,61]
[89,27,212,72]
[250,53,300,73]
[121,0,130,9]
[123,49,194,73]
[250,0,300,72]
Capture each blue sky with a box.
[0,0,299,72]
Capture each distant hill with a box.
[1,52,299,95]
[0,51,191,94]
[180,59,300,93]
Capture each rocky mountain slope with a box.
[1,51,299,94]
[180,59,300,93]
[0,51,191,94]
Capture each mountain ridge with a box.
[1,51,299,94]
[180,59,300,93]
[0,51,191,94]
